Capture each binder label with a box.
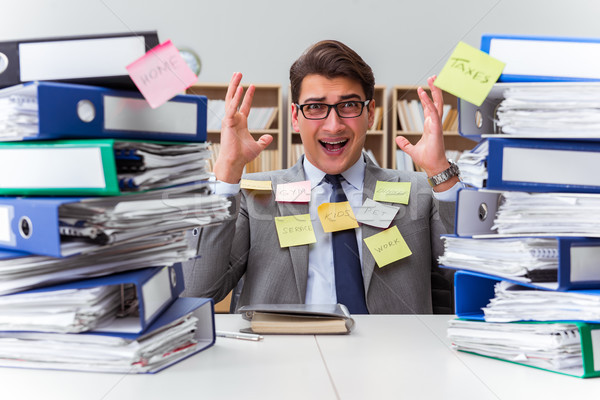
[141,266,172,323]
[19,36,146,81]
[104,95,198,134]
[592,329,600,372]
[570,246,600,282]
[0,206,14,245]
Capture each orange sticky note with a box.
[126,40,198,108]
[240,179,272,191]
[317,201,359,233]
[364,226,412,268]
[274,214,316,247]
[276,180,311,202]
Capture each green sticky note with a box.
[434,41,505,107]
[373,181,411,205]
[274,214,316,247]
[364,226,412,268]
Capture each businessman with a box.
[183,40,460,314]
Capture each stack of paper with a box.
[496,85,600,137]
[492,191,600,236]
[456,140,488,188]
[438,236,558,282]
[483,281,600,322]
[0,297,215,374]
[448,319,583,371]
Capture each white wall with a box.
[3,0,600,91]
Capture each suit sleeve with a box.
[182,191,251,302]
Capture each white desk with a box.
[2,315,600,400]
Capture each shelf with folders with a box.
[391,85,475,171]
[187,83,283,172]
[287,85,388,168]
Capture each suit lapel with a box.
[275,159,310,302]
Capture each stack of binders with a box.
[0,32,230,373]
[442,34,600,378]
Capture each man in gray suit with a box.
[183,40,461,314]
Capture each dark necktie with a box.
[324,174,369,314]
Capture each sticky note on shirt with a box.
[274,214,316,247]
[355,198,400,229]
[317,201,359,233]
[433,41,505,107]
[126,40,198,109]
[364,226,412,268]
[276,180,311,202]
[373,181,411,204]
[241,179,272,191]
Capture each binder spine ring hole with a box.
[0,52,7,74]
[76,100,96,123]
[475,110,483,129]
[170,267,177,287]
[18,216,32,239]
[478,203,488,222]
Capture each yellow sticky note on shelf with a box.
[364,226,412,268]
[433,41,505,107]
[317,201,359,233]
[241,179,272,191]
[373,181,411,205]
[274,214,316,247]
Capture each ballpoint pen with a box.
[216,330,264,341]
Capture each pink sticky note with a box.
[276,180,311,203]
[126,40,197,108]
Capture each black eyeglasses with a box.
[295,99,371,120]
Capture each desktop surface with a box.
[2,314,599,400]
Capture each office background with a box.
[3,0,600,90]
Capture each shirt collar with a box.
[302,153,366,192]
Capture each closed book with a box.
[238,303,355,334]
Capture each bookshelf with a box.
[287,85,388,168]
[391,85,475,170]
[187,83,283,172]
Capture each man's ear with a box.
[291,103,301,132]
[367,98,376,130]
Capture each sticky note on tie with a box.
[274,214,316,247]
[433,41,505,107]
[276,180,311,202]
[355,198,400,229]
[241,179,272,191]
[126,40,198,109]
[364,226,412,268]
[373,181,411,204]
[317,201,359,233]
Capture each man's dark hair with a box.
[289,40,375,104]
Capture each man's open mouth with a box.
[319,139,348,152]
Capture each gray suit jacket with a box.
[183,155,455,314]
